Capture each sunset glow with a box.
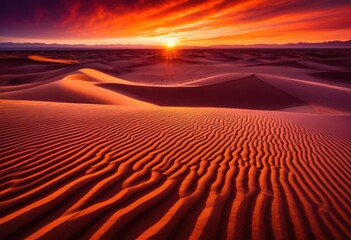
[0,1,351,239]
[167,42,176,48]
[1,0,351,46]
[165,37,178,48]
[164,46,178,60]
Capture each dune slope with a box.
[0,100,350,240]
[2,63,349,112]
[99,75,306,110]
[0,72,153,106]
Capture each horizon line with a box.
[0,39,350,50]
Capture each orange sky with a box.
[1,0,351,46]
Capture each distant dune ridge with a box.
[0,49,350,239]
[28,55,79,64]
[0,50,350,112]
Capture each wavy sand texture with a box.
[0,100,350,240]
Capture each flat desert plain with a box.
[0,49,350,239]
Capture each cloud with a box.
[0,0,350,44]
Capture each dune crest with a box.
[79,68,144,85]
[28,55,79,64]
[258,74,351,111]
[2,67,350,112]
[0,73,154,106]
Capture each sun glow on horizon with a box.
[164,38,178,49]
[164,38,179,60]
[167,42,175,48]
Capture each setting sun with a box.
[167,42,175,48]
[165,38,178,48]
[164,38,178,60]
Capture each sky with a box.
[1,0,351,46]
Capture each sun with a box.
[162,37,179,60]
[165,38,178,49]
[167,42,175,48]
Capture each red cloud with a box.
[1,0,351,45]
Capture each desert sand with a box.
[0,49,350,239]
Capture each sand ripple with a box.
[0,101,350,239]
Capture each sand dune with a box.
[0,100,350,239]
[1,50,350,112]
[0,49,350,239]
[310,70,351,86]
[1,66,349,111]
[258,74,351,112]
[0,73,152,106]
[28,55,79,64]
[0,58,69,75]
[99,74,306,110]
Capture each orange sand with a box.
[28,55,79,64]
[0,49,350,239]
[0,101,350,239]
